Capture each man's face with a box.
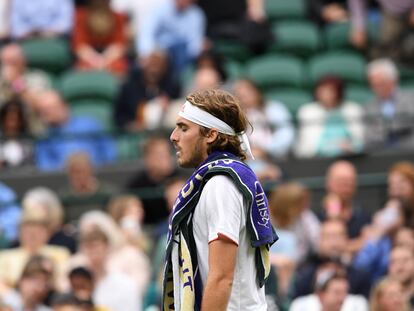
[326,164,356,203]
[368,71,396,99]
[318,279,348,311]
[70,275,93,300]
[389,248,414,285]
[318,222,347,258]
[170,116,209,168]
[144,140,173,179]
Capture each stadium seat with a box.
[71,100,114,131]
[270,21,322,57]
[21,38,72,74]
[245,54,305,90]
[212,40,251,63]
[307,51,367,87]
[345,86,373,104]
[324,22,379,50]
[116,133,143,160]
[265,0,306,21]
[59,70,119,102]
[265,88,312,120]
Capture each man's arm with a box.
[201,236,238,311]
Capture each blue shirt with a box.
[138,0,205,58]
[10,0,74,39]
[35,116,117,171]
[0,182,21,244]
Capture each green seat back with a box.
[265,88,312,119]
[71,100,114,130]
[345,86,373,104]
[265,0,306,21]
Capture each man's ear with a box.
[206,128,219,144]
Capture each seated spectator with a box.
[22,187,77,254]
[370,277,410,311]
[0,43,52,136]
[293,219,371,299]
[290,262,369,311]
[269,182,320,264]
[126,136,178,225]
[1,255,54,311]
[72,0,128,76]
[59,153,118,224]
[68,210,151,298]
[198,0,272,53]
[114,51,180,130]
[9,0,74,40]
[387,246,414,308]
[309,0,349,25]
[51,293,84,311]
[107,194,149,252]
[348,0,414,63]
[137,0,206,73]
[246,147,282,184]
[318,160,371,250]
[387,161,414,226]
[34,90,116,171]
[352,199,405,284]
[233,78,295,157]
[0,182,21,247]
[364,59,414,150]
[0,99,33,168]
[0,215,70,290]
[295,75,364,158]
[69,227,142,311]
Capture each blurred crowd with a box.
[0,0,414,310]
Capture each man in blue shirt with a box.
[0,182,21,247]
[137,0,206,73]
[34,90,116,171]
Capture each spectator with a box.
[370,277,410,311]
[269,182,320,264]
[71,227,142,311]
[388,161,414,226]
[10,0,74,40]
[107,194,149,252]
[1,255,54,311]
[348,0,414,62]
[0,0,9,42]
[364,59,414,150]
[309,0,349,25]
[319,160,371,242]
[114,51,180,130]
[126,136,177,225]
[0,99,33,168]
[70,211,151,298]
[295,75,364,158]
[34,90,116,171]
[290,262,368,311]
[198,0,273,53]
[0,182,21,247]
[387,246,414,307]
[72,0,128,76]
[51,293,83,311]
[293,219,371,299]
[22,187,77,254]
[233,78,295,157]
[0,216,70,290]
[137,0,206,73]
[59,152,118,224]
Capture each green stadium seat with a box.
[265,0,306,21]
[270,21,322,57]
[265,88,312,120]
[324,22,379,50]
[307,51,367,87]
[246,54,305,90]
[59,70,118,102]
[21,38,72,74]
[345,86,373,104]
[212,41,251,63]
[116,133,143,160]
[71,100,113,130]
[225,60,244,80]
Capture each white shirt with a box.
[289,294,368,311]
[193,175,267,311]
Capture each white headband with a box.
[179,101,254,159]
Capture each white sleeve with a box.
[198,175,245,245]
